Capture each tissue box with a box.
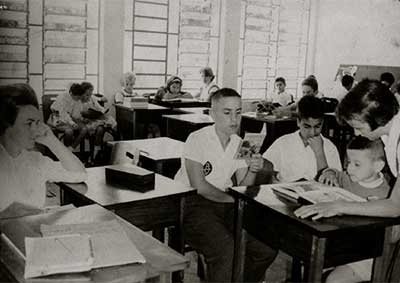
[105,165,155,192]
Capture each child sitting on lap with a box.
[319,136,390,283]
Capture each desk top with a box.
[114,103,168,111]
[163,113,214,124]
[107,137,184,161]
[229,185,400,237]
[176,107,210,114]
[61,166,196,207]
[242,112,297,122]
[150,98,211,108]
[0,204,188,282]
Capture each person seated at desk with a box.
[271,77,294,107]
[154,76,193,100]
[195,67,219,102]
[263,95,342,183]
[174,88,277,282]
[0,84,87,213]
[273,75,324,116]
[114,71,138,104]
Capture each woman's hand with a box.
[247,154,264,173]
[294,201,348,220]
[34,122,58,147]
[318,170,339,186]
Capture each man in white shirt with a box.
[263,95,342,182]
[175,88,277,282]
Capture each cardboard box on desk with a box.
[105,165,155,192]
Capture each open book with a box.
[24,234,94,279]
[271,181,367,204]
[236,133,266,159]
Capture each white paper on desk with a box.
[40,220,146,269]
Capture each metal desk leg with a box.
[372,226,394,282]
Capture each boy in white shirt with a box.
[175,88,277,282]
[271,77,294,107]
[263,95,342,182]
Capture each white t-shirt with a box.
[174,125,247,192]
[263,130,342,182]
[271,91,293,106]
[0,145,87,211]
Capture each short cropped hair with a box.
[0,84,39,136]
[347,136,385,161]
[297,95,324,120]
[210,88,241,104]
[380,72,395,87]
[275,77,286,85]
[80,81,94,92]
[69,83,84,96]
[341,75,354,88]
[302,75,318,91]
[336,79,399,130]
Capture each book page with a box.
[24,234,93,279]
[40,220,146,268]
[236,133,266,159]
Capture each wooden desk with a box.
[241,112,298,153]
[150,98,210,109]
[107,137,184,178]
[115,104,174,140]
[0,204,189,283]
[60,166,196,249]
[229,186,400,283]
[163,114,214,142]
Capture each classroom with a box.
[1,0,400,282]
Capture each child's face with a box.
[125,80,135,93]
[275,81,285,93]
[346,149,381,183]
[169,83,181,94]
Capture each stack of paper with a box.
[24,234,93,279]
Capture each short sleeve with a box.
[115,91,123,103]
[39,155,87,183]
[263,140,282,173]
[182,134,204,164]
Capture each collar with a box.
[358,172,384,189]
[210,125,240,151]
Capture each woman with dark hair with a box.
[0,84,86,212]
[295,79,400,282]
[155,76,193,100]
[196,67,219,102]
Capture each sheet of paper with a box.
[40,220,146,268]
[24,234,93,279]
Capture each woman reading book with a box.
[0,84,87,213]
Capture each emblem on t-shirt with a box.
[203,161,213,176]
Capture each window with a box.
[238,0,311,100]
[124,0,222,95]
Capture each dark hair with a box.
[380,72,395,87]
[341,75,354,88]
[0,84,39,136]
[336,79,399,130]
[80,81,94,92]
[200,67,215,82]
[165,76,182,92]
[297,95,324,120]
[347,136,385,161]
[210,88,241,103]
[275,77,286,85]
[69,83,85,96]
[302,75,318,91]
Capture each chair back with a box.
[321,97,339,113]
[42,94,58,122]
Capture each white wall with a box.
[313,0,400,92]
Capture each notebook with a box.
[24,234,93,279]
[235,133,266,159]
